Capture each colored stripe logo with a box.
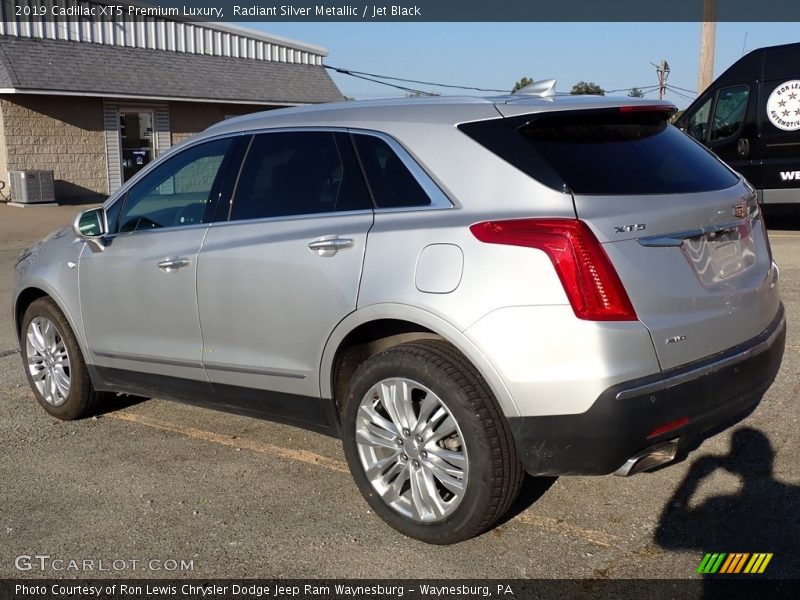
[697,553,773,574]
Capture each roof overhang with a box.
[0,87,310,107]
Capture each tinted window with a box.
[116,138,232,233]
[352,134,431,208]
[710,85,749,141]
[229,132,371,221]
[459,110,739,195]
[686,96,712,141]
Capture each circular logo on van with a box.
[766,80,800,131]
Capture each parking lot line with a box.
[107,411,350,474]
[107,409,627,549]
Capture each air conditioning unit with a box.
[9,170,55,204]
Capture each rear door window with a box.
[351,134,432,208]
[229,131,372,221]
[459,109,739,195]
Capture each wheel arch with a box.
[321,304,520,419]
[14,284,91,366]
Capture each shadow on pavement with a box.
[93,392,150,416]
[764,207,800,231]
[495,474,558,527]
[654,427,799,579]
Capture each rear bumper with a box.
[508,304,786,476]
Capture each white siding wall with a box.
[0,0,326,65]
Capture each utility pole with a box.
[653,60,670,100]
[698,0,717,94]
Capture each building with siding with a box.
[0,0,342,202]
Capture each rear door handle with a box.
[308,238,354,255]
[157,257,191,272]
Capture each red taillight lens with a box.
[470,219,638,321]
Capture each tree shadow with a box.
[654,427,800,580]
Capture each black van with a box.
[675,42,800,206]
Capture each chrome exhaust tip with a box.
[613,438,680,477]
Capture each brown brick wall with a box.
[168,101,277,145]
[0,96,108,201]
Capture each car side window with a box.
[709,85,749,141]
[686,96,712,142]
[116,138,233,233]
[352,134,432,209]
[229,131,372,221]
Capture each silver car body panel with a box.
[574,183,780,370]
[12,95,783,427]
[79,226,209,381]
[197,211,373,397]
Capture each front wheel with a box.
[340,340,523,544]
[21,297,100,420]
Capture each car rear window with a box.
[459,109,739,195]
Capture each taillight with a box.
[470,219,638,321]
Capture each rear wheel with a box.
[340,340,522,544]
[21,297,99,420]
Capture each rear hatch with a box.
[467,102,781,370]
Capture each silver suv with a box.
[13,92,786,544]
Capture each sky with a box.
[242,22,799,109]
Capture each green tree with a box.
[571,81,605,96]
[628,87,645,98]
[512,77,534,92]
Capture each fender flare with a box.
[319,303,520,418]
[14,279,92,368]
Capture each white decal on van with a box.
[767,80,800,131]
[781,171,800,181]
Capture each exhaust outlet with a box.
[613,439,679,477]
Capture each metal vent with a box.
[9,170,55,204]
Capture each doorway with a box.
[119,109,154,183]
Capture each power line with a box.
[325,64,510,94]
[664,85,695,102]
[334,70,436,96]
[664,83,697,95]
[326,63,678,101]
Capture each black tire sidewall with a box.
[20,298,92,420]
[341,347,502,544]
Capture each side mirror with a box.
[73,207,107,252]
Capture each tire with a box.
[20,297,100,420]
[340,339,523,544]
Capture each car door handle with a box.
[308,238,354,255]
[157,257,191,272]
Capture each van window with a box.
[229,132,372,221]
[709,85,749,141]
[459,109,739,195]
[686,96,712,142]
